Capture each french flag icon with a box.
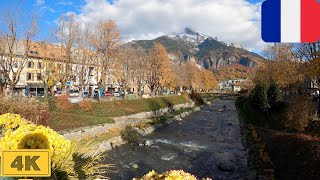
[262,0,320,43]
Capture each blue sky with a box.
[0,0,265,52]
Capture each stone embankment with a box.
[61,101,195,141]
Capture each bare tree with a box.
[295,42,320,117]
[55,13,80,90]
[0,7,38,97]
[74,24,96,97]
[135,47,148,94]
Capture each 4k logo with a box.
[11,156,40,171]
[1,150,51,177]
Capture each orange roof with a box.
[28,41,67,62]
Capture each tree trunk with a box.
[10,83,14,98]
[44,82,48,98]
[2,86,6,97]
[79,85,83,98]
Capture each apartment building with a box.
[1,40,153,97]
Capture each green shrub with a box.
[250,83,270,112]
[190,91,204,106]
[120,126,142,143]
[267,82,282,108]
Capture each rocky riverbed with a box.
[104,98,248,179]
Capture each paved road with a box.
[105,98,248,179]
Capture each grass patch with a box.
[49,112,114,131]
[77,130,120,149]
[48,96,188,131]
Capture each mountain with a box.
[128,28,265,80]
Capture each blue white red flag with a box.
[262,0,320,43]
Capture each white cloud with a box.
[36,0,45,6]
[72,0,266,51]
[41,6,56,13]
[56,1,74,6]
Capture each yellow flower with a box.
[0,113,29,133]
[164,170,197,180]
[1,124,71,164]
[138,170,199,180]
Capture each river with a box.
[104,98,248,179]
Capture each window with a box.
[38,62,42,69]
[26,73,33,81]
[89,67,94,76]
[29,51,38,55]
[37,73,42,81]
[27,61,34,68]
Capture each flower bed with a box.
[0,113,110,179]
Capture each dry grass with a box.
[56,94,72,110]
[0,97,49,125]
[79,100,93,112]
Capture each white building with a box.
[219,79,246,92]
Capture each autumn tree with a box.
[35,41,58,97]
[117,46,139,94]
[0,7,38,97]
[185,61,201,91]
[294,42,320,117]
[147,43,173,94]
[253,43,303,93]
[172,63,187,91]
[90,19,121,100]
[295,42,320,92]
[134,47,148,94]
[201,69,218,91]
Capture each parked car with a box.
[83,92,89,98]
[105,91,112,96]
[113,91,120,97]
[36,91,44,97]
[69,90,79,97]
[54,91,62,97]
[93,90,99,98]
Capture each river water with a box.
[104,98,248,179]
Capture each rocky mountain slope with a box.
[128,28,265,80]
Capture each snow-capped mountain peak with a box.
[167,27,211,46]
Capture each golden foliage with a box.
[201,69,219,90]
[252,60,302,89]
[147,43,174,92]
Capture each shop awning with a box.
[27,83,44,88]
[15,83,27,88]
